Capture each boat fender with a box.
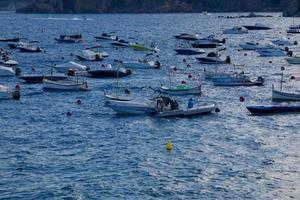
[239,96,245,102]
[15,68,22,76]
[215,107,221,113]
[291,76,296,80]
[166,141,173,151]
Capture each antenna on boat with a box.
[280,66,285,92]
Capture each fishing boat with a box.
[257,48,286,57]
[212,74,264,86]
[174,33,200,41]
[53,61,89,73]
[0,66,21,77]
[95,33,118,41]
[196,52,230,64]
[122,59,160,69]
[243,24,271,30]
[223,26,248,34]
[87,64,131,78]
[160,84,202,95]
[0,37,20,42]
[155,103,216,118]
[19,43,42,53]
[106,99,156,115]
[247,105,300,115]
[175,48,205,55]
[286,54,300,64]
[19,74,68,84]
[0,84,20,100]
[55,34,82,43]
[75,50,105,61]
[43,78,89,91]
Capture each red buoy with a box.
[76,99,82,105]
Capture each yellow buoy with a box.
[166,141,173,151]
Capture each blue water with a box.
[1,12,300,199]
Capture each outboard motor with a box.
[95,54,101,61]
[257,76,264,86]
[221,38,226,44]
[15,67,21,76]
[86,65,91,71]
[284,47,289,52]
[126,69,132,75]
[207,52,217,57]
[155,61,161,69]
[287,51,293,57]
[225,56,231,64]
[12,90,21,100]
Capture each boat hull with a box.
[175,48,204,55]
[88,69,131,78]
[19,75,68,84]
[272,90,300,101]
[106,99,156,115]
[160,86,202,95]
[247,105,300,115]
[43,79,89,91]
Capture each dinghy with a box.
[122,59,160,69]
[247,105,300,115]
[243,24,271,30]
[43,78,89,91]
[75,50,104,61]
[19,74,68,84]
[212,74,264,86]
[155,103,216,118]
[0,37,20,42]
[0,84,20,100]
[19,43,42,53]
[196,52,230,64]
[55,34,82,43]
[160,84,202,95]
[95,33,117,41]
[87,64,131,78]
[106,99,156,115]
[0,66,21,77]
[223,26,248,34]
[175,48,205,55]
[286,54,300,64]
[53,61,89,73]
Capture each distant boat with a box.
[87,64,131,78]
[43,78,89,91]
[53,61,89,73]
[192,39,223,48]
[75,50,106,61]
[223,26,248,34]
[19,74,68,84]
[175,48,205,55]
[257,48,286,57]
[19,43,42,53]
[247,105,300,115]
[122,59,161,69]
[196,52,230,64]
[160,84,202,95]
[0,37,20,42]
[0,66,21,77]
[212,74,264,86]
[243,24,271,30]
[106,99,156,115]
[110,40,134,47]
[174,33,200,41]
[286,54,300,64]
[55,34,83,43]
[0,84,20,100]
[95,33,117,41]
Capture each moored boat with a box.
[87,64,131,78]
[160,84,202,95]
[0,84,20,100]
[75,50,105,61]
[43,78,89,91]
[106,99,156,115]
[212,74,264,86]
[122,59,160,69]
[19,74,68,84]
[247,105,300,115]
[53,61,89,73]
[175,48,205,55]
[55,34,82,43]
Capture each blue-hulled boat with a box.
[247,105,300,115]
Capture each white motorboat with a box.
[53,61,89,73]
[0,56,18,66]
[223,26,248,34]
[0,66,21,77]
[272,89,300,101]
[43,78,89,91]
[196,52,230,64]
[272,38,294,46]
[160,84,201,95]
[286,54,300,64]
[257,48,286,57]
[19,43,42,52]
[106,99,156,115]
[122,59,160,69]
[155,103,216,118]
[243,24,271,30]
[175,48,205,55]
[75,50,105,61]
[212,74,264,86]
[55,34,83,43]
[95,33,118,41]
[0,84,20,100]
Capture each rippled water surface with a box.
[1,12,300,199]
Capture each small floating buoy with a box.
[66,111,72,116]
[187,64,191,67]
[238,49,240,52]
[181,80,186,84]
[281,66,285,71]
[244,53,247,56]
[188,74,192,79]
[215,107,221,113]
[269,61,272,64]
[15,84,20,90]
[166,141,173,151]
[291,76,296,80]
[240,96,245,102]
[76,99,82,105]
[183,58,187,63]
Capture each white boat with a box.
[155,103,216,118]
[286,54,300,64]
[212,74,264,86]
[223,26,248,34]
[257,48,286,57]
[272,89,300,101]
[0,84,20,100]
[19,43,42,52]
[43,78,89,91]
[54,61,89,73]
[75,50,105,61]
[122,59,160,69]
[95,33,118,41]
[240,42,259,50]
[196,52,230,64]
[243,24,271,30]
[160,84,202,95]
[106,99,156,115]
[0,58,18,66]
[272,38,293,46]
[55,34,83,43]
[0,66,21,77]
[174,33,201,41]
[175,48,205,55]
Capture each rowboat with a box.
[160,84,202,95]
[247,105,300,115]
[122,59,160,69]
[75,50,104,61]
[212,75,264,86]
[155,103,216,118]
[0,84,20,100]
[43,79,89,91]
[19,74,68,84]
[53,61,89,73]
[106,99,156,115]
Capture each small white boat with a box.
[55,34,82,43]
[54,61,89,73]
[286,54,300,64]
[155,104,216,118]
[43,78,89,91]
[243,24,271,30]
[174,33,201,41]
[223,26,248,34]
[212,74,264,86]
[196,52,230,64]
[272,89,300,101]
[122,59,160,69]
[0,66,21,77]
[272,38,294,46]
[257,48,286,57]
[160,84,202,95]
[0,58,18,66]
[95,33,117,41]
[240,42,259,50]
[75,50,105,61]
[19,43,42,53]
[106,99,156,115]
[0,84,20,100]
